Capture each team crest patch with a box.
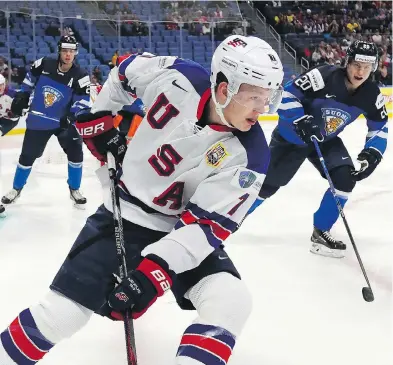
[321,108,351,135]
[42,86,63,108]
[206,142,229,167]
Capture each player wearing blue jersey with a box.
[1,36,91,209]
[249,41,388,258]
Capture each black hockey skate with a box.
[0,204,5,218]
[1,188,22,205]
[310,227,346,258]
[69,188,87,209]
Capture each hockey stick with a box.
[107,152,138,364]
[311,138,374,302]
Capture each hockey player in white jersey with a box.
[0,35,283,364]
[0,74,20,217]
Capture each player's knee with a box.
[30,289,93,344]
[330,165,356,193]
[66,145,83,163]
[259,183,280,199]
[67,151,83,164]
[19,153,36,166]
[188,273,253,337]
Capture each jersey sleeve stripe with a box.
[184,202,238,232]
[174,203,238,247]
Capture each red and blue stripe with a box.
[177,323,236,364]
[0,309,53,364]
[175,202,238,248]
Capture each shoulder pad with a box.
[168,58,210,97]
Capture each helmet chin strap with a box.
[210,86,234,128]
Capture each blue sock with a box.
[247,197,265,215]
[13,164,32,190]
[67,161,83,190]
[314,189,349,231]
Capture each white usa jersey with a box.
[0,88,17,119]
[92,53,270,272]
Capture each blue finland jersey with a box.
[277,65,388,155]
[21,57,90,130]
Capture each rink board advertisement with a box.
[6,87,393,134]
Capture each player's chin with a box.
[237,120,254,132]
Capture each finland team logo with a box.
[321,108,351,135]
[42,86,63,108]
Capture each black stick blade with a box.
[362,287,374,302]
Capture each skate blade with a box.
[73,202,86,210]
[310,242,345,259]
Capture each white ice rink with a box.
[0,122,391,365]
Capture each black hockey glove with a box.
[11,91,30,117]
[75,110,127,164]
[293,115,324,144]
[60,113,76,130]
[351,148,382,181]
[108,254,173,320]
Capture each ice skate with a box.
[1,188,22,205]
[69,188,87,209]
[310,227,346,258]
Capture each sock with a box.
[0,308,54,364]
[13,164,32,190]
[314,189,349,231]
[176,323,236,365]
[247,197,265,215]
[67,161,83,190]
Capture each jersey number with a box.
[294,75,312,91]
[380,105,388,119]
[227,194,249,216]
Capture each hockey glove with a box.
[11,91,30,117]
[75,110,127,164]
[60,113,76,130]
[108,254,173,320]
[351,148,382,181]
[293,115,324,144]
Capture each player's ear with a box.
[217,82,228,100]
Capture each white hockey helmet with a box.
[210,35,284,126]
